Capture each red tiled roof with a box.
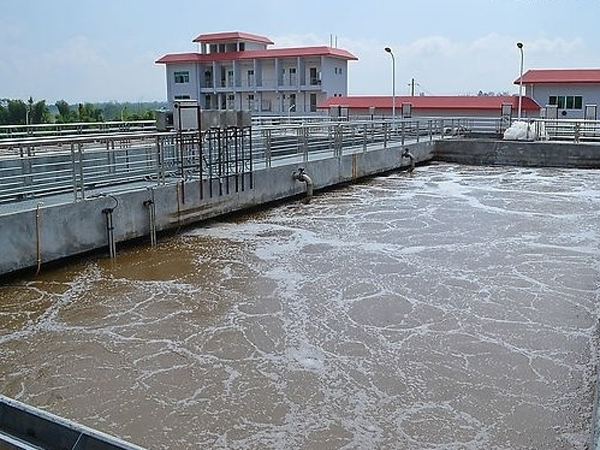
[193,31,274,45]
[515,69,600,84]
[318,96,541,111]
[156,46,358,64]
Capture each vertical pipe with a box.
[144,190,157,247]
[35,202,43,276]
[103,211,116,259]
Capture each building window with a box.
[248,94,255,111]
[247,69,255,87]
[289,67,297,85]
[548,95,583,109]
[174,95,191,100]
[174,71,189,83]
[310,93,317,112]
[309,67,320,85]
[204,70,213,87]
[204,95,211,110]
[239,42,245,51]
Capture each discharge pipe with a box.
[292,167,314,203]
[402,148,415,173]
[100,194,119,259]
[35,202,44,276]
[143,188,157,247]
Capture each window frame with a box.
[174,71,190,84]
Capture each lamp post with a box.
[517,42,524,120]
[384,47,396,128]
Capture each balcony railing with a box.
[200,77,322,92]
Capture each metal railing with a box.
[4,115,592,206]
[0,120,157,141]
[531,118,600,142]
[0,118,447,205]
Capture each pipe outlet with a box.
[292,167,314,203]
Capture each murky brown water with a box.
[1,163,599,449]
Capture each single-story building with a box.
[318,95,541,119]
[515,69,600,120]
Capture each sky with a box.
[1,0,598,104]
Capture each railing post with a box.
[429,119,433,142]
[400,121,405,146]
[383,123,388,149]
[156,136,163,184]
[70,142,79,201]
[77,142,86,199]
[363,124,367,152]
[302,126,309,162]
[334,123,343,156]
[265,129,272,168]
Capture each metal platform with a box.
[0,395,146,450]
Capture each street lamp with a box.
[517,42,524,120]
[384,47,396,127]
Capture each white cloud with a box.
[271,33,325,48]
[42,36,110,69]
[308,32,596,96]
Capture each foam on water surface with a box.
[1,163,599,449]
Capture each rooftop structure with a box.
[156,31,357,114]
[516,69,600,84]
[319,95,541,118]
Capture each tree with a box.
[76,103,103,122]
[6,100,27,125]
[29,98,50,124]
[55,100,74,123]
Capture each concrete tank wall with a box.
[435,139,600,168]
[0,142,434,276]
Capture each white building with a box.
[156,31,358,114]
[516,69,600,120]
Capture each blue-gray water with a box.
[1,163,599,449]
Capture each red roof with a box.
[515,69,600,84]
[318,96,540,111]
[156,46,358,64]
[193,31,274,45]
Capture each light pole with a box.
[384,47,396,127]
[517,42,524,120]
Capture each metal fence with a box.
[2,116,594,206]
[0,121,157,141]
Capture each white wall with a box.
[526,83,600,119]
[320,57,349,97]
[165,63,199,107]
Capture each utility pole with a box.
[410,78,415,96]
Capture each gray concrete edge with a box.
[0,142,434,276]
